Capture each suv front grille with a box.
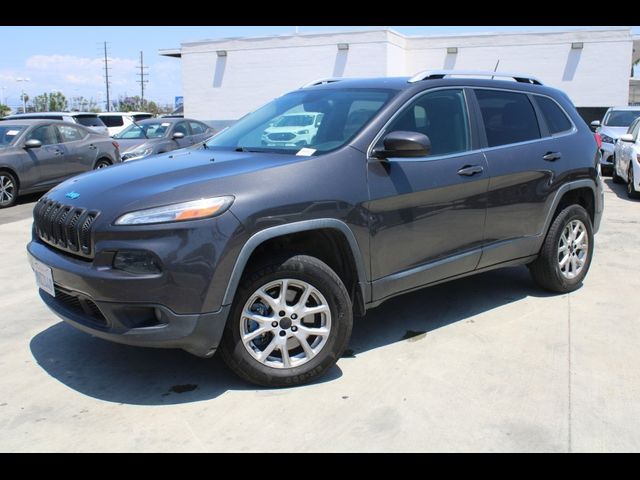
[33,198,99,258]
[268,132,296,141]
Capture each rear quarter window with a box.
[534,96,572,134]
[475,89,541,147]
[76,116,106,128]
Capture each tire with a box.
[219,254,353,387]
[627,165,640,199]
[529,204,594,293]
[94,159,111,170]
[0,171,18,208]
[612,156,624,184]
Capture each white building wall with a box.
[168,27,634,121]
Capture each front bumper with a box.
[600,142,615,165]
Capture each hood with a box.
[599,126,628,139]
[44,147,306,222]
[116,138,157,152]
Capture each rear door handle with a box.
[457,165,484,176]
[543,152,562,161]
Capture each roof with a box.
[0,118,68,126]
[606,106,640,111]
[98,111,153,116]
[4,111,99,119]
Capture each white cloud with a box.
[1,54,180,108]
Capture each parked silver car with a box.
[3,112,109,136]
[0,120,121,208]
[114,118,216,161]
[591,106,640,174]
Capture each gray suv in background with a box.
[27,70,603,387]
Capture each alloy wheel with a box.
[0,175,15,206]
[557,219,589,279]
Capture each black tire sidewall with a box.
[220,255,353,387]
[0,171,18,208]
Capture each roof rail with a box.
[301,77,346,88]
[408,69,543,85]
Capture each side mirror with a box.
[372,131,431,159]
[172,131,185,139]
[621,133,634,143]
[24,139,42,149]
[590,120,601,128]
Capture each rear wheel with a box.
[94,159,111,169]
[0,171,18,208]
[628,165,640,199]
[529,204,594,293]
[219,254,353,387]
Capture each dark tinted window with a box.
[475,89,540,147]
[100,115,123,127]
[535,96,572,134]
[57,124,87,142]
[603,110,640,127]
[75,115,106,127]
[132,114,153,122]
[386,88,470,156]
[26,125,58,145]
[174,121,190,136]
[189,121,206,134]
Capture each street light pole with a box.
[16,77,30,113]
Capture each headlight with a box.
[296,130,309,135]
[115,196,234,225]
[122,147,153,161]
[601,134,614,144]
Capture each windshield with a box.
[205,88,394,154]
[114,122,170,139]
[76,116,106,127]
[604,110,640,127]
[0,125,25,148]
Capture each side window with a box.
[631,120,640,141]
[174,121,190,136]
[100,116,124,127]
[534,96,572,134]
[26,125,58,145]
[386,88,470,156]
[343,99,386,140]
[189,121,206,135]
[57,125,86,142]
[475,89,541,147]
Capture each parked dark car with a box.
[3,112,110,136]
[27,70,603,387]
[114,118,215,161]
[0,119,120,207]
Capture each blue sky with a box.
[0,26,636,109]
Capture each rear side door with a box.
[23,124,68,186]
[473,88,566,268]
[367,88,489,301]
[55,124,95,176]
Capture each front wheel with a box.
[219,254,353,387]
[529,205,594,293]
[628,165,640,199]
[0,171,18,208]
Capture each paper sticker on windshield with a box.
[6,130,19,135]
[161,123,170,127]
[296,148,316,156]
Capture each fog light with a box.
[113,250,161,274]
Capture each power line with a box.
[137,51,149,106]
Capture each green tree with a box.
[0,104,10,117]
[33,91,68,112]
[147,101,160,116]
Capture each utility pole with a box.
[136,51,149,108]
[103,42,111,112]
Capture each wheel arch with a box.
[0,166,20,190]
[222,219,369,315]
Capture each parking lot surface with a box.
[0,179,638,452]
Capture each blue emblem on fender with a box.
[65,191,80,200]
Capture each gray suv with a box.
[27,70,603,387]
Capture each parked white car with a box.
[98,111,154,137]
[592,106,640,175]
[261,112,324,147]
[612,116,640,198]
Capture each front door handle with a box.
[457,165,484,176]
[543,152,562,161]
